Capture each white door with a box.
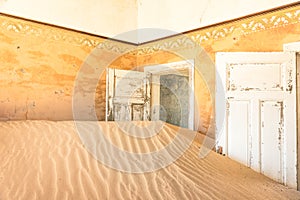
[106,68,151,121]
[216,52,297,188]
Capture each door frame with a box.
[284,42,300,190]
[215,51,297,188]
[144,60,195,130]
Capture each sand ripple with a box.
[0,121,300,199]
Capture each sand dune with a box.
[0,120,300,199]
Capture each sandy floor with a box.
[0,121,300,200]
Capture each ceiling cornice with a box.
[0,2,299,55]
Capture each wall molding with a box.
[0,14,135,54]
[0,4,299,55]
[138,5,300,54]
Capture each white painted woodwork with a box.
[261,101,284,183]
[144,60,195,130]
[227,100,249,166]
[284,42,300,52]
[216,52,297,188]
[283,42,300,190]
[149,74,160,121]
[106,68,150,121]
[228,64,283,91]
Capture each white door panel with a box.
[216,52,297,188]
[228,63,283,91]
[260,101,283,183]
[106,68,151,121]
[227,100,250,166]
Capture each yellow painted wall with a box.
[0,24,90,120]
[0,15,137,120]
[0,4,299,135]
[137,4,300,133]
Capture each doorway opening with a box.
[105,60,195,130]
[144,60,195,130]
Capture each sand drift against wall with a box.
[0,121,299,199]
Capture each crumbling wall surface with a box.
[1,4,300,126]
[159,74,189,128]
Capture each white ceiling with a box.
[0,0,298,44]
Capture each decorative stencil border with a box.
[0,14,135,54]
[0,4,299,55]
[138,5,300,54]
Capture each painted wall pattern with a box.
[0,5,299,52]
[0,4,299,133]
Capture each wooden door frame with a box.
[144,60,195,130]
[284,42,300,190]
[215,51,297,188]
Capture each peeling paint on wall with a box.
[160,74,189,128]
[0,4,299,136]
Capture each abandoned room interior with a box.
[1,0,300,199]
